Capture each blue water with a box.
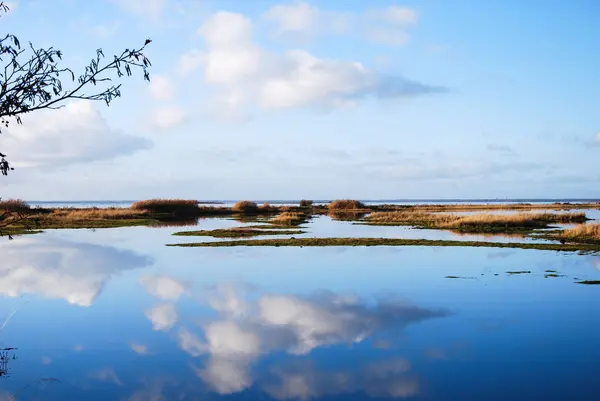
[0,220,599,400]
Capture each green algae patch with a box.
[166,237,600,253]
[173,228,305,238]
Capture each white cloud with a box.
[366,6,418,46]
[145,303,178,331]
[129,343,149,355]
[152,106,187,130]
[112,0,165,19]
[190,11,444,117]
[263,2,321,39]
[595,132,600,144]
[2,101,151,168]
[379,6,418,25]
[149,75,175,101]
[139,275,186,301]
[179,49,204,75]
[0,237,150,307]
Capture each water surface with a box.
[0,223,599,400]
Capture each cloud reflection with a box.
[177,284,448,395]
[0,237,151,306]
[145,304,178,331]
[139,275,187,301]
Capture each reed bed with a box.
[131,199,199,216]
[366,211,588,232]
[328,199,366,210]
[49,207,146,220]
[561,223,600,243]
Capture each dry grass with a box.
[232,200,259,213]
[561,223,600,243]
[270,212,307,226]
[0,199,30,212]
[329,210,368,221]
[300,199,313,207]
[258,202,277,212]
[328,199,365,210]
[366,211,588,232]
[49,207,146,220]
[131,199,199,216]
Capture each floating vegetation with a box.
[173,228,305,238]
[167,237,600,252]
[445,276,476,279]
[575,280,600,285]
[506,271,531,275]
[544,273,565,278]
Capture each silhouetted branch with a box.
[0,1,152,174]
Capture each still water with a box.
[1,220,599,400]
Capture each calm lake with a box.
[1,203,599,400]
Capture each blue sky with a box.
[1,0,599,200]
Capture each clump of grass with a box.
[561,223,600,244]
[328,210,367,221]
[328,199,365,210]
[258,202,277,212]
[507,270,531,275]
[576,280,600,285]
[232,200,259,214]
[0,198,31,212]
[300,199,313,207]
[131,199,199,217]
[270,212,307,226]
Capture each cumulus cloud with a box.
[149,75,175,101]
[183,10,445,117]
[2,101,151,168]
[139,275,187,301]
[0,237,151,307]
[176,285,447,394]
[145,303,178,331]
[151,106,187,130]
[594,131,600,146]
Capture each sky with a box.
[1,0,599,201]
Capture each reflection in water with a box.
[0,237,151,306]
[139,275,187,301]
[263,358,419,400]
[145,303,178,331]
[175,283,449,396]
